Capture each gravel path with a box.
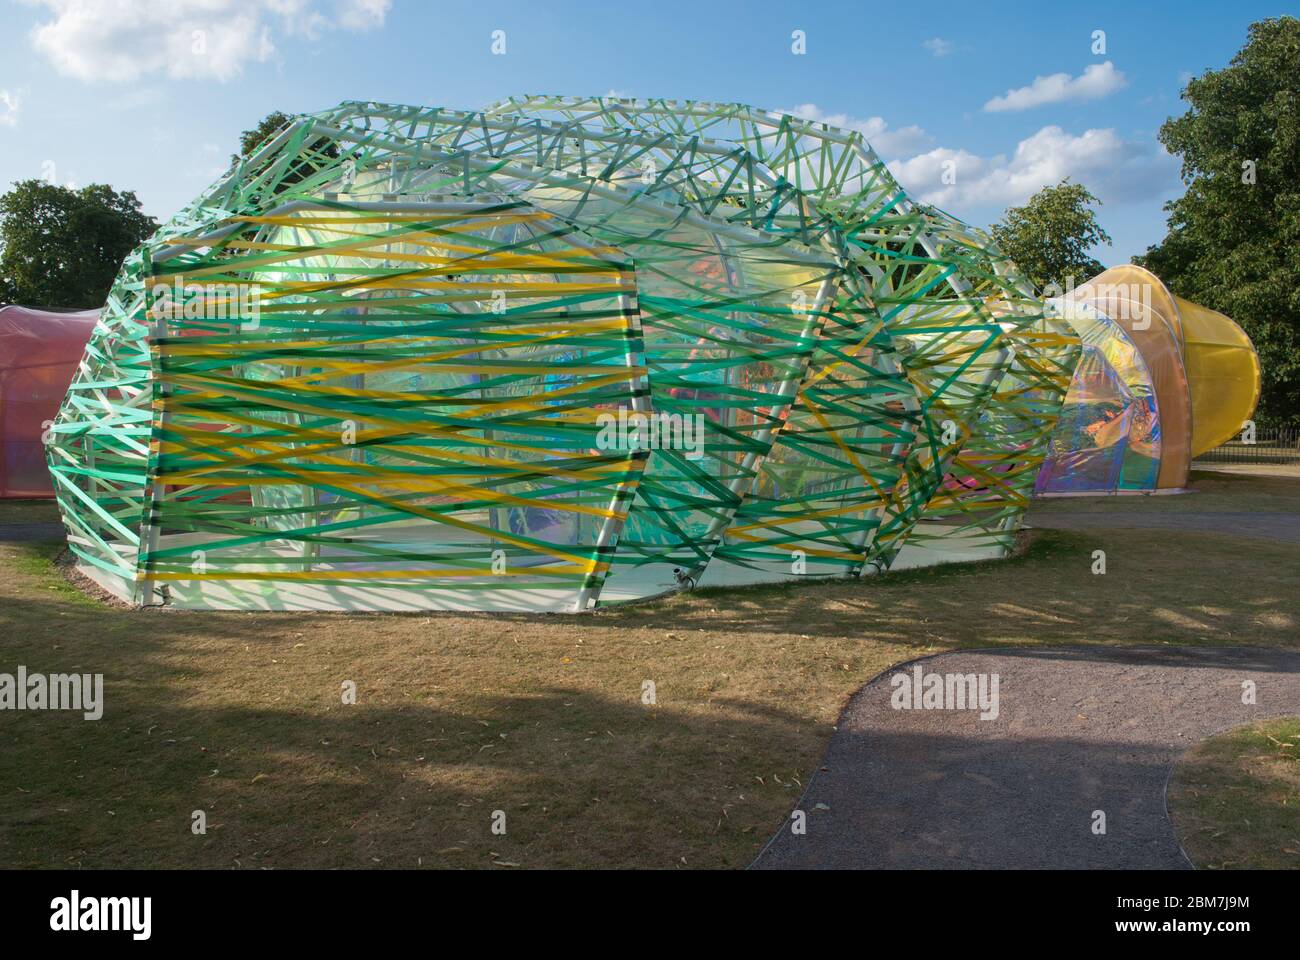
[1031,510,1300,543]
[0,522,64,542]
[753,645,1300,870]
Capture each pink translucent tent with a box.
[0,305,98,498]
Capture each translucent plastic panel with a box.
[0,307,97,498]
[506,185,837,600]
[136,202,644,611]
[711,280,913,584]
[1036,302,1160,494]
[1073,265,1190,489]
[1174,296,1261,455]
[482,98,1037,580]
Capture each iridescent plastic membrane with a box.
[1036,298,1161,495]
[1041,265,1259,495]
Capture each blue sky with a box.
[0,1,1288,261]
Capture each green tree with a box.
[235,110,295,161]
[990,179,1112,292]
[234,110,339,193]
[1137,16,1300,426]
[0,180,157,309]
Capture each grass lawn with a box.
[1,474,1298,869]
[1169,717,1300,869]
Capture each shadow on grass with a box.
[6,523,1300,655]
[9,642,1293,871]
[0,680,820,870]
[2,507,1298,869]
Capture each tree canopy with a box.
[235,110,339,193]
[1138,16,1300,425]
[235,110,295,161]
[0,179,157,309]
[990,179,1112,293]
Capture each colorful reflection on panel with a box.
[1035,301,1161,495]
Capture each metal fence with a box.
[1193,425,1300,464]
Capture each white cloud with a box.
[983,61,1127,112]
[0,89,21,127]
[922,37,953,57]
[887,125,1176,210]
[25,0,390,84]
[783,103,932,160]
[336,0,389,31]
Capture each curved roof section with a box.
[1038,298,1161,494]
[1072,265,1192,490]
[1174,295,1261,455]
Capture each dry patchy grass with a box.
[1169,717,1300,870]
[1,476,1298,869]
